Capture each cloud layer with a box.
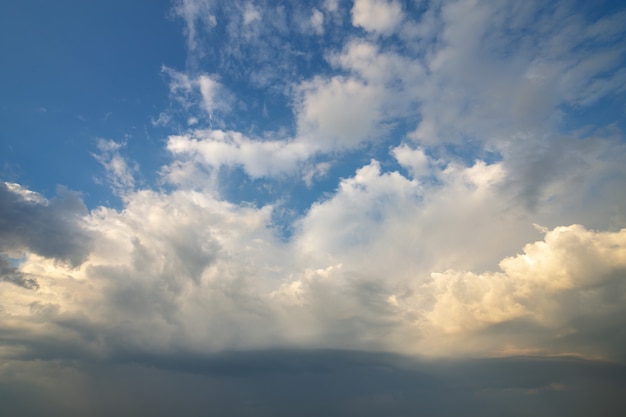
[3,351,625,417]
[1,180,625,361]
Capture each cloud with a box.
[242,2,261,25]
[197,74,229,117]
[392,143,430,178]
[166,0,625,179]
[165,129,314,180]
[171,0,217,52]
[310,8,324,35]
[159,37,426,179]
[323,0,339,13]
[496,132,626,219]
[2,161,625,362]
[351,0,404,35]
[1,352,625,417]
[1,187,285,359]
[2,0,625,367]
[0,182,92,266]
[168,0,625,158]
[93,139,138,194]
[296,76,385,150]
[412,225,626,359]
[0,255,38,290]
[161,67,232,125]
[408,0,626,146]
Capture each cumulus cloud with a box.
[0,255,38,290]
[296,76,385,149]
[0,182,92,266]
[412,225,626,359]
[165,129,314,180]
[2,163,625,362]
[351,0,404,35]
[392,143,430,178]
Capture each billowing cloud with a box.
[0,182,92,266]
[165,129,314,180]
[296,76,385,149]
[0,255,38,289]
[351,0,404,35]
[1,168,625,361]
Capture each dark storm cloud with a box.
[0,350,625,417]
[0,182,92,266]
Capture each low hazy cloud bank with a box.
[1,350,625,417]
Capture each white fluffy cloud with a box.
[351,0,403,35]
[2,150,625,361]
[411,225,626,359]
[296,76,385,150]
[165,129,314,180]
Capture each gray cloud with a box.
[0,255,38,289]
[0,182,92,266]
[0,351,624,417]
[498,134,626,217]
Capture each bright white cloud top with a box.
[1,0,625,415]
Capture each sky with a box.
[1,0,626,415]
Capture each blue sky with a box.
[0,0,181,206]
[1,0,626,415]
